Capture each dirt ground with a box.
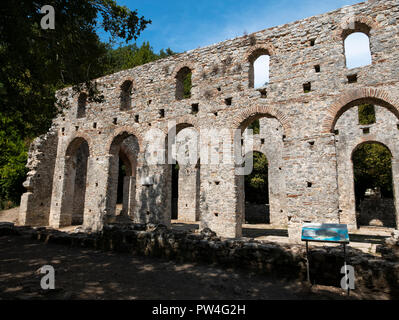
[1,233,382,300]
[0,207,390,300]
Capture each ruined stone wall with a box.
[19,0,399,242]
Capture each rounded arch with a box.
[233,105,291,137]
[244,43,276,62]
[106,126,143,155]
[171,62,196,79]
[351,140,393,161]
[65,135,92,157]
[323,88,399,133]
[334,15,379,41]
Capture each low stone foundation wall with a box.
[0,222,398,298]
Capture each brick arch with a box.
[232,105,291,137]
[244,43,276,62]
[322,88,399,133]
[351,140,393,160]
[165,114,199,136]
[171,62,197,79]
[106,126,143,155]
[333,15,379,41]
[65,134,93,157]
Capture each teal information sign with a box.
[301,223,350,243]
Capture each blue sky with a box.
[105,0,363,53]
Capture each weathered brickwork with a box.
[19,0,399,242]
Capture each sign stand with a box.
[301,223,350,295]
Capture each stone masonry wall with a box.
[19,0,399,242]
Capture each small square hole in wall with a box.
[191,104,199,114]
[334,129,339,135]
[135,115,139,123]
[93,123,97,129]
[363,128,370,134]
[113,118,117,124]
[259,89,267,98]
[215,181,220,185]
[314,65,321,73]
[347,74,358,84]
[303,82,311,93]
[308,141,315,146]
[310,39,316,47]
[159,109,165,118]
[282,135,286,141]
[217,87,221,92]
[307,182,313,188]
[75,126,79,131]
[148,100,152,105]
[261,138,265,145]
[214,112,218,117]
[225,97,232,106]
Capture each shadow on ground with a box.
[0,234,359,300]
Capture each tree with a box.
[353,142,393,206]
[0,0,151,207]
[245,151,269,204]
[105,42,175,74]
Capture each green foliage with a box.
[245,152,269,204]
[104,42,175,74]
[248,119,260,135]
[353,143,393,204]
[0,0,153,206]
[358,104,376,125]
[183,72,192,99]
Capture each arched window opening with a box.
[358,103,376,125]
[344,32,372,69]
[248,49,270,89]
[352,142,396,228]
[120,80,133,111]
[175,67,192,100]
[77,93,87,118]
[253,55,270,89]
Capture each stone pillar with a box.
[284,134,340,243]
[82,155,112,232]
[200,163,243,238]
[392,158,399,229]
[134,150,171,227]
[178,164,199,222]
[105,154,120,217]
[49,155,75,228]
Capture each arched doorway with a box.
[168,124,200,223]
[61,137,89,227]
[352,142,396,228]
[107,133,139,219]
[237,114,286,231]
[332,98,399,231]
[244,151,270,224]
